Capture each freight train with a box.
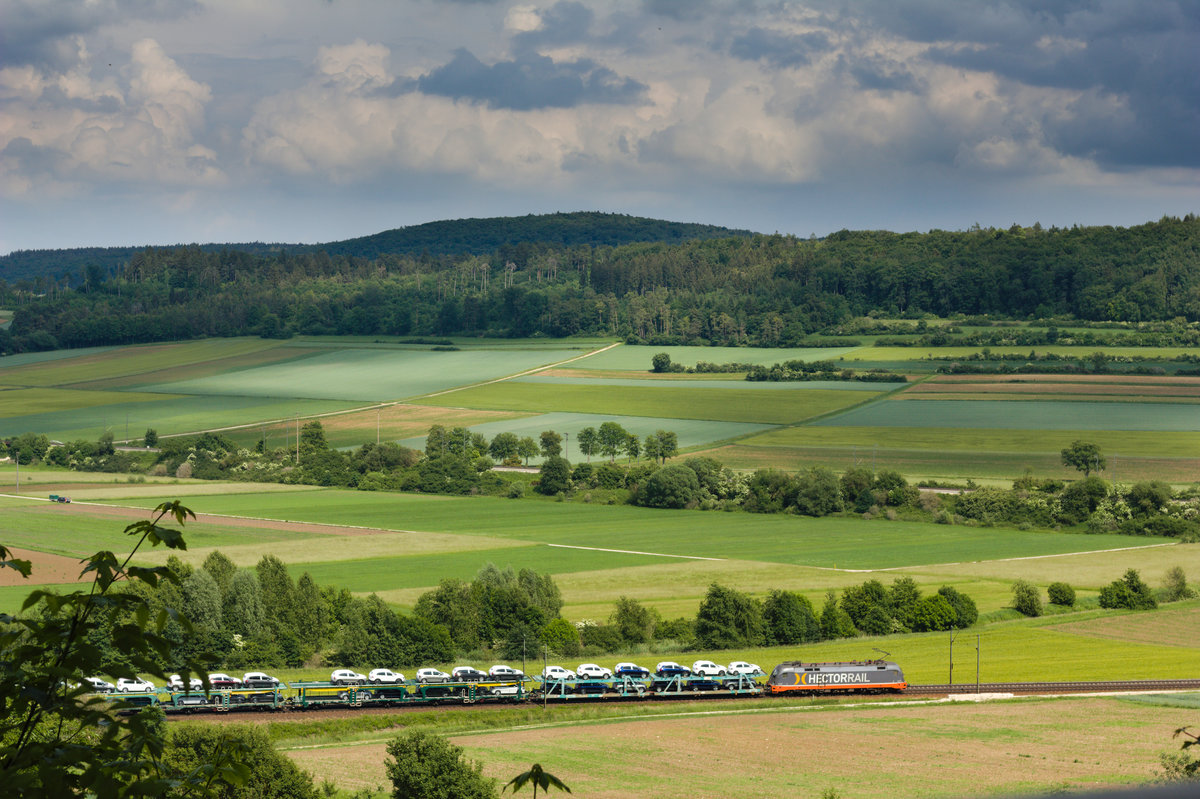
[96,658,907,714]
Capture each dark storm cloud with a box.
[839,54,922,93]
[2,137,69,177]
[0,0,197,68]
[818,0,1200,168]
[417,48,646,110]
[729,27,831,69]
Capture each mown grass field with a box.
[289,696,1182,798]
[422,381,878,424]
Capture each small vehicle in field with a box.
[168,674,203,691]
[451,667,488,682]
[330,669,367,686]
[369,669,404,684]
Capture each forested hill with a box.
[308,212,755,260]
[2,215,1198,355]
[0,212,752,284]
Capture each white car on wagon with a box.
[691,660,726,677]
[726,661,762,676]
[330,669,367,685]
[368,669,405,684]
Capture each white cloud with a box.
[0,37,221,197]
[505,5,544,34]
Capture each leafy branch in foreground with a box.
[1158,727,1200,783]
[0,500,253,797]
[504,763,571,797]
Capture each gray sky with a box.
[2,0,1197,253]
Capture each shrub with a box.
[536,456,571,496]
[762,590,820,645]
[937,586,978,628]
[793,466,844,517]
[594,462,626,489]
[1011,580,1043,617]
[385,731,497,799]
[1099,569,1158,610]
[694,583,764,649]
[1163,566,1196,602]
[165,724,319,798]
[638,464,700,509]
[911,595,956,632]
[1047,582,1076,607]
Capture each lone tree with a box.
[1061,440,1106,476]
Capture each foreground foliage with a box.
[0,502,271,797]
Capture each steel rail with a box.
[909,679,1200,695]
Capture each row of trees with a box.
[5,216,1200,354]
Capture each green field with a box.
[814,398,1200,431]
[573,344,861,370]
[847,345,1198,362]
[0,345,117,368]
[0,394,365,440]
[0,339,280,387]
[144,346,590,402]
[741,425,1200,458]
[291,544,683,592]
[107,489,1157,571]
[423,381,877,424]
[513,375,889,391]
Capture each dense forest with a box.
[0,212,750,284]
[1,214,1198,354]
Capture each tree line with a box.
[4,215,1200,355]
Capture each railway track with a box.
[909,679,1200,695]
